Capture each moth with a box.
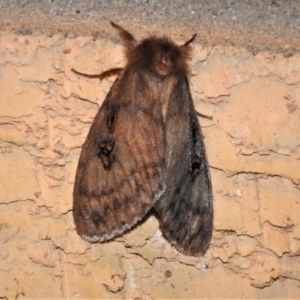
[73,22,213,256]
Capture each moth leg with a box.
[71,68,124,81]
[98,68,124,81]
[196,111,213,120]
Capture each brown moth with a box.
[73,22,213,256]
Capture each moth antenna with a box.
[110,21,137,49]
[181,34,197,47]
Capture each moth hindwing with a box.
[73,22,213,256]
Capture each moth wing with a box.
[154,77,213,256]
[73,69,165,242]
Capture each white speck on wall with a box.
[196,263,208,271]
[152,229,166,246]
[128,262,136,290]
[236,189,242,197]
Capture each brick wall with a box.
[0,32,299,299]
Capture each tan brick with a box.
[0,66,45,117]
[0,149,40,203]
[259,177,300,239]
[263,222,291,257]
[192,53,245,98]
[1,31,300,299]
[213,172,262,236]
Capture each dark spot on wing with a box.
[91,210,104,228]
